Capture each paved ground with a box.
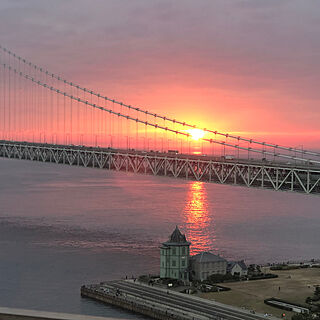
[199,267,320,318]
[103,280,280,320]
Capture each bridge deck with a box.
[1,140,320,195]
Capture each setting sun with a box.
[187,128,205,141]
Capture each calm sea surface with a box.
[0,158,319,318]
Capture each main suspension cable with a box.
[1,44,319,158]
[2,61,320,165]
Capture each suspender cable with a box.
[2,45,319,159]
[3,61,320,165]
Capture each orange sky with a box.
[0,0,320,149]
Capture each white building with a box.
[227,261,248,277]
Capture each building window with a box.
[181,260,185,267]
[182,247,185,254]
[172,248,176,255]
[172,260,176,267]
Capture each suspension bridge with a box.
[0,45,320,194]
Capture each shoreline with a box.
[81,264,320,320]
[81,279,278,320]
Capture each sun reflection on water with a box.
[183,181,216,254]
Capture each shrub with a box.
[249,273,278,281]
[292,314,320,320]
[306,297,312,304]
[206,273,239,284]
[138,275,149,282]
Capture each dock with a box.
[81,280,280,320]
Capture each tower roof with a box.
[162,226,190,246]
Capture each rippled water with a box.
[0,158,319,318]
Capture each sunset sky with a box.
[0,0,320,148]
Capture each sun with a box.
[187,128,205,141]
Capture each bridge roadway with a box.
[1,140,320,194]
[1,140,319,170]
[94,280,279,320]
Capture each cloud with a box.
[0,0,320,145]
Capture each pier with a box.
[81,280,280,320]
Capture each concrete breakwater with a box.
[0,307,119,320]
[80,280,279,320]
[80,283,204,320]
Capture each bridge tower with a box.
[160,226,190,281]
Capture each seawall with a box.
[0,307,121,320]
[81,285,197,320]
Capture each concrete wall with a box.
[0,307,118,320]
[81,287,191,320]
